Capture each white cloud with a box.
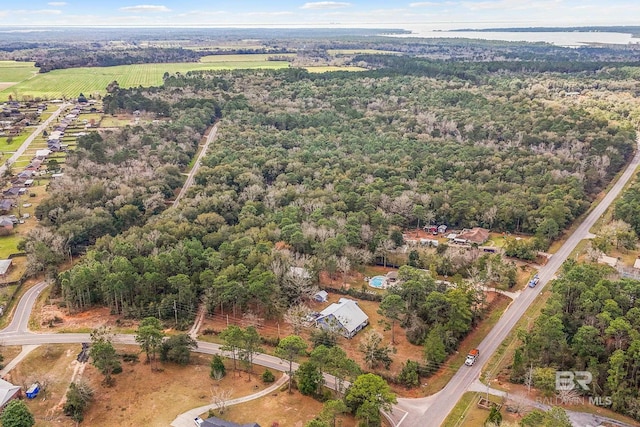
[47,2,68,6]
[119,5,171,13]
[15,9,62,15]
[301,2,351,10]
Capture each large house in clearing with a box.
[456,227,490,245]
[316,298,369,338]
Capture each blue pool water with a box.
[369,276,387,289]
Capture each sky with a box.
[0,1,638,29]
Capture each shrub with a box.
[210,355,226,379]
[262,369,275,383]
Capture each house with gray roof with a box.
[0,259,12,276]
[316,298,368,338]
[0,379,20,409]
[196,416,260,427]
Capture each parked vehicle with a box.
[465,348,479,366]
[528,274,540,288]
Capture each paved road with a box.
[2,281,50,334]
[398,136,640,427]
[0,103,69,175]
[172,123,218,207]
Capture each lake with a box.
[384,26,639,47]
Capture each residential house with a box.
[0,200,12,213]
[197,417,260,427]
[316,298,369,338]
[457,227,490,245]
[0,379,20,410]
[438,224,448,234]
[2,188,21,198]
[35,149,51,159]
[0,218,13,231]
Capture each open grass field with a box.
[0,56,291,101]
[0,133,28,153]
[200,53,295,62]
[0,61,38,85]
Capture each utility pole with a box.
[174,300,178,327]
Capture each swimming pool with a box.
[369,275,387,289]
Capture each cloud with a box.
[16,9,63,15]
[301,2,351,10]
[119,5,171,13]
[47,2,68,6]
[409,2,439,6]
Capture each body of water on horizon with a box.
[384,25,638,47]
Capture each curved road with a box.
[399,136,640,427]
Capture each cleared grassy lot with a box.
[0,57,290,101]
[200,53,295,62]
[0,61,38,84]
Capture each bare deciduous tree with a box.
[211,388,233,414]
[284,304,312,335]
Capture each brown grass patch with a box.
[214,389,357,427]
[11,344,279,427]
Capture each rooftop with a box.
[318,298,368,334]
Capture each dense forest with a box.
[24,98,221,275]
[30,58,638,311]
[14,55,635,404]
[16,50,639,419]
[615,176,640,235]
[511,262,640,421]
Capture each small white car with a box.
[194,417,204,426]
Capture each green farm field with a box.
[200,53,295,62]
[0,56,290,101]
[0,61,38,84]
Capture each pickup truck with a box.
[465,348,479,366]
[528,274,540,288]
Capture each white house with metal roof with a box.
[315,298,368,338]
